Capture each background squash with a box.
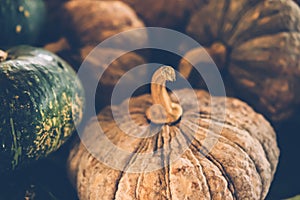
[0,0,46,47]
[111,0,206,30]
[179,0,300,123]
[61,1,147,50]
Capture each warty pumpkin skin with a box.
[0,46,85,173]
[0,0,46,47]
[68,67,279,200]
[180,0,300,122]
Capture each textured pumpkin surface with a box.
[0,46,84,173]
[68,89,279,200]
[0,0,46,47]
[112,0,206,29]
[62,1,147,49]
[180,0,300,122]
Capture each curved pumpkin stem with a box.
[0,50,8,62]
[146,66,183,124]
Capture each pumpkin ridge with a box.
[184,148,212,199]
[178,121,238,199]
[189,145,234,199]
[199,120,267,198]
[135,172,142,199]
[229,0,300,46]
[196,124,264,199]
[200,115,271,167]
[232,29,297,49]
[156,126,169,199]
[93,119,152,199]
[190,143,238,200]
[180,120,262,199]
[222,111,279,176]
[112,169,127,200]
[221,0,261,43]
[198,110,276,177]
[161,125,173,200]
[193,141,261,199]
[217,0,231,41]
[199,121,271,196]
[196,104,276,175]
[198,147,235,199]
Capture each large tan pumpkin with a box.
[68,67,279,200]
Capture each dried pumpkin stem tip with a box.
[0,50,8,62]
[146,66,183,124]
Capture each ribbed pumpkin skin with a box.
[0,46,84,173]
[0,0,46,47]
[68,89,279,200]
[183,0,300,122]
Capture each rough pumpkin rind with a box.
[62,1,147,49]
[68,88,279,200]
[182,0,300,122]
[112,0,207,29]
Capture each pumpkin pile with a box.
[0,0,299,199]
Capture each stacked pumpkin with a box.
[1,0,300,199]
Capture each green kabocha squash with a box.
[0,46,84,173]
[0,0,46,47]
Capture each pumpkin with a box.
[179,0,300,122]
[68,66,279,200]
[62,1,147,49]
[0,46,85,173]
[111,0,206,29]
[0,0,46,47]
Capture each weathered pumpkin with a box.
[0,46,84,173]
[68,67,279,200]
[62,1,147,49]
[179,0,300,122]
[112,0,206,29]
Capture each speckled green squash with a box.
[0,0,46,47]
[0,46,85,173]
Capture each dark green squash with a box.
[0,46,85,173]
[0,0,46,47]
